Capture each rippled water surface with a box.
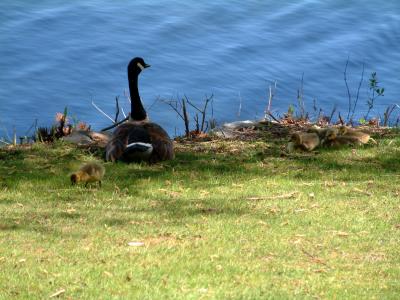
[1,1,399,136]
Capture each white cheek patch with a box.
[137,62,144,70]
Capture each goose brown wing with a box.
[105,123,130,162]
[145,123,174,163]
[106,122,173,162]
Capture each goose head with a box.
[128,57,151,76]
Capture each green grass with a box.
[0,132,400,299]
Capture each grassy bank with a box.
[0,130,399,299]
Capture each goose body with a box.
[105,57,174,163]
[71,162,105,187]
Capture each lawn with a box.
[0,129,399,299]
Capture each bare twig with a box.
[383,104,397,126]
[0,138,10,145]
[161,99,185,120]
[266,112,281,123]
[297,73,306,119]
[328,104,337,124]
[350,63,365,122]
[121,106,127,118]
[301,248,330,268]
[237,92,242,117]
[181,98,190,137]
[92,98,115,123]
[338,112,345,125]
[124,89,131,103]
[13,126,16,146]
[265,80,277,119]
[344,57,352,121]
[193,114,200,132]
[114,96,120,123]
[185,94,213,132]
[147,96,161,112]
[100,116,129,132]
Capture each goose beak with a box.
[144,63,151,68]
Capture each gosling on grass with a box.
[70,162,105,187]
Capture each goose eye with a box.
[137,62,144,70]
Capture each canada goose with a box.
[105,57,174,163]
[70,162,105,187]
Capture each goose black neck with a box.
[128,72,147,121]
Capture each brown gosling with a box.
[70,162,105,187]
[289,132,320,152]
[308,126,339,145]
[324,135,363,148]
[338,126,377,144]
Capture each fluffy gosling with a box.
[70,162,105,187]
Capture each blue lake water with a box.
[1,0,399,138]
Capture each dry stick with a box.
[124,89,131,103]
[328,104,337,124]
[297,73,306,119]
[162,98,190,136]
[266,112,281,123]
[100,116,129,132]
[114,96,120,123]
[193,114,200,132]
[246,192,298,201]
[185,94,213,132]
[146,96,162,113]
[120,106,127,119]
[181,98,190,137]
[338,112,345,125]
[264,80,280,123]
[300,248,330,268]
[13,126,16,146]
[350,62,365,122]
[92,99,115,123]
[344,57,352,122]
[200,95,213,132]
[237,92,242,117]
[383,104,397,126]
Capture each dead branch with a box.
[328,104,337,124]
[114,96,120,123]
[344,57,352,121]
[161,99,185,120]
[100,116,129,132]
[350,63,365,121]
[297,73,306,119]
[185,94,213,132]
[181,98,190,137]
[124,89,131,103]
[266,112,281,123]
[92,99,115,123]
[237,92,242,117]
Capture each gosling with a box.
[338,126,377,145]
[70,162,105,187]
